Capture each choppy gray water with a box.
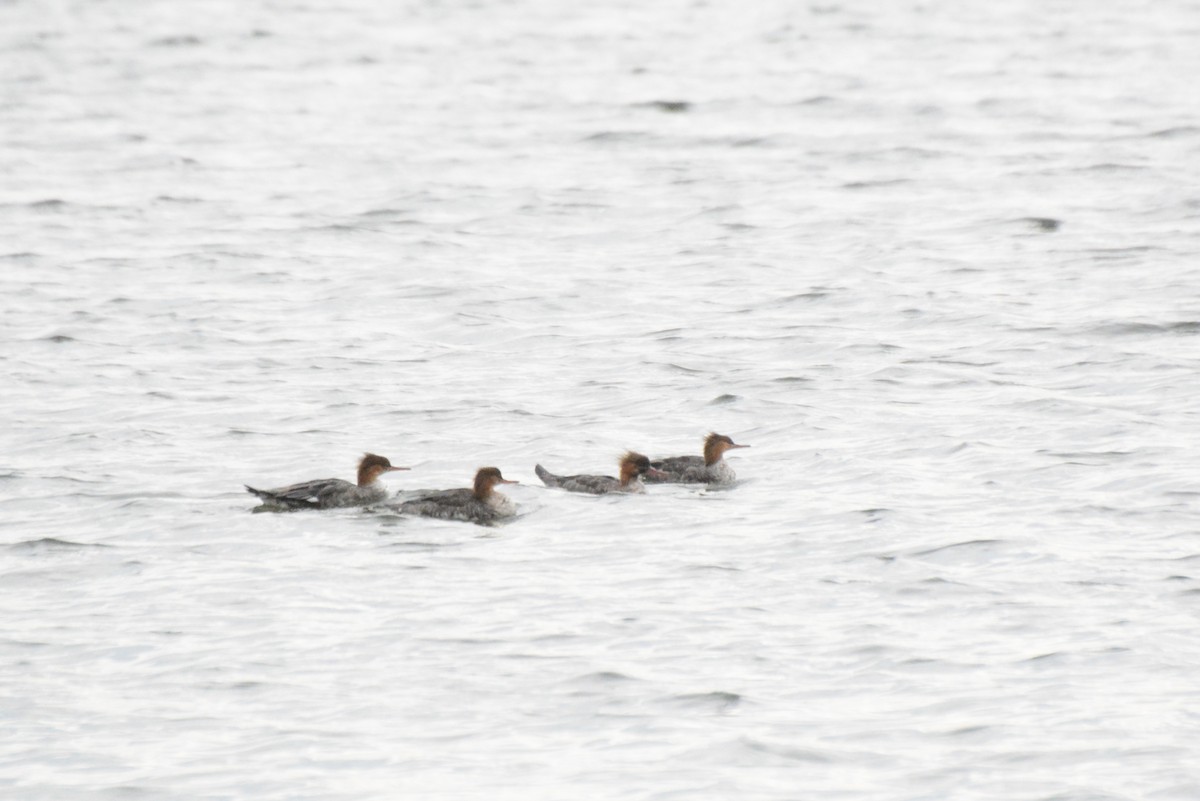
[3,1,1200,798]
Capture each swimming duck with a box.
[395,467,518,524]
[245,453,408,510]
[535,451,666,495]
[644,433,749,484]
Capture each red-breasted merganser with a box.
[535,451,667,495]
[644,433,750,484]
[395,467,518,524]
[245,453,408,510]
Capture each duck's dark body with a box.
[397,488,516,523]
[245,479,389,510]
[644,456,736,485]
[534,465,643,495]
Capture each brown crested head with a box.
[702,433,749,466]
[618,451,653,484]
[356,453,410,486]
[473,466,517,499]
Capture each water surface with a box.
[3,1,1200,798]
